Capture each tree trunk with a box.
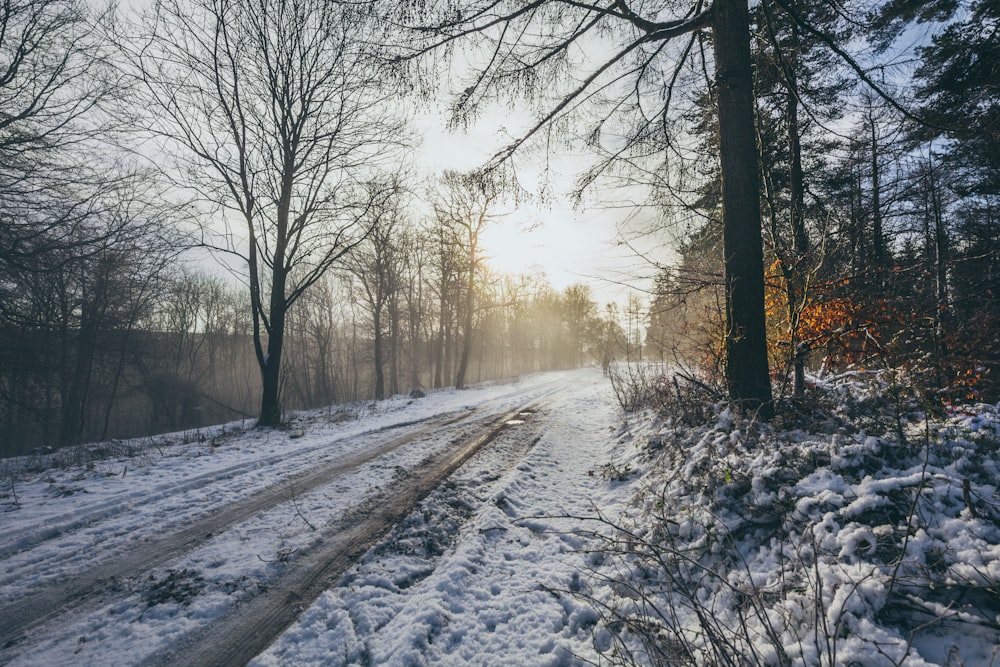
[351,318,360,401]
[870,118,885,267]
[389,294,400,396]
[927,158,949,383]
[713,0,773,416]
[60,271,106,445]
[61,320,97,445]
[444,310,454,386]
[408,276,423,390]
[257,268,287,427]
[455,268,474,389]
[787,53,808,399]
[373,309,385,400]
[929,162,948,330]
[434,292,445,388]
[850,145,864,274]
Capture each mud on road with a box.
[0,400,549,665]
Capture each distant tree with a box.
[398,226,431,391]
[598,302,628,368]
[645,221,726,382]
[624,293,645,362]
[560,284,598,368]
[430,171,501,389]
[345,199,407,400]
[125,0,403,426]
[143,270,258,426]
[422,211,462,388]
[0,187,176,451]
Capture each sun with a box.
[479,205,608,291]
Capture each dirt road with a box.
[0,378,561,665]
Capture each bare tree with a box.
[401,231,432,390]
[285,275,341,408]
[422,215,461,388]
[430,171,502,389]
[124,0,404,426]
[0,0,188,452]
[344,198,407,400]
[0,0,128,274]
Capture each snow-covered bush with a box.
[586,375,1000,665]
[608,363,718,424]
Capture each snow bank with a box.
[589,374,1000,665]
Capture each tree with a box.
[422,210,462,388]
[125,0,403,426]
[0,0,187,452]
[430,171,501,389]
[0,183,177,452]
[869,0,1000,396]
[560,284,598,367]
[753,0,850,397]
[0,0,125,276]
[345,199,407,400]
[907,0,1000,195]
[401,0,773,413]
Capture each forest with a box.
[1,0,997,457]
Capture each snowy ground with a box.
[0,368,634,665]
[2,367,999,666]
[585,369,1000,666]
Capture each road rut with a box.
[0,407,479,651]
[153,403,543,666]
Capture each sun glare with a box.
[479,205,609,292]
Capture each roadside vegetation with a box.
[595,365,999,664]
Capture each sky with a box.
[116,0,665,308]
[413,109,662,307]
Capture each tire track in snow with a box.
[0,408,480,651]
[0,410,474,561]
[0,375,572,662]
[148,404,546,667]
[0,374,559,562]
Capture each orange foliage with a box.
[809,298,915,366]
[764,268,915,370]
[765,267,996,401]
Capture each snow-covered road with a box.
[1,368,629,665]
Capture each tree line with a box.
[0,0,641,456]
[3,0,996,453]
[645,0,999,408]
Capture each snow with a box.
[2,366,999,666]
[0,370,634,665]
[254,374,630,666]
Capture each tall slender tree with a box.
[753,0,849,397]
[430,171,500,389]
[345,199,406,400]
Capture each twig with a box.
[8,473,19,509]
[962,478,981,519]
[887,417,932,597]
[288,484,317,531]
